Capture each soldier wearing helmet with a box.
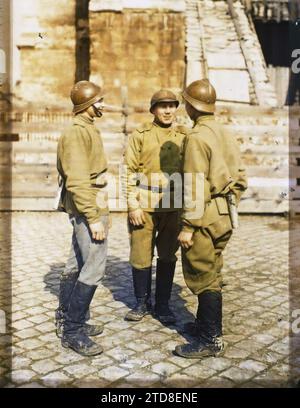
[123,89,187,324]
[175,79,247,359]
[56,80,109,356]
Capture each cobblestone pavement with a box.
[0,213,296,388]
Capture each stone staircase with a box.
[185,0,278,106]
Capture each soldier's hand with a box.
[89,221,106,241]
[178,231,194,249]
[129,209,146,226]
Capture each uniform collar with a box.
[193,114,214,127]
[73,113,94,126]
[152,121,173,132]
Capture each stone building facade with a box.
[10,0,186,109]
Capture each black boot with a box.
[154,260,176,324]
[55,273,77,338]
[62,281,103,356]
[125,267,152,321]
[175,291,226,359]
[55,274,103,339]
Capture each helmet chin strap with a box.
[92,105,103,117]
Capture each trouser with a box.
[61,214,109,286]
[181,215,232,295]
[129,211,180,269]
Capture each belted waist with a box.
[211,193,227,199]
[139,184,175,193]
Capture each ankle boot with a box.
[154,260,176,324]
[62,281,103,356]
[175,291,226,359]
[125,267,152,321]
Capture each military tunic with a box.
[124,122,186,269]
[57,114,109,224]
[181,115,247,295]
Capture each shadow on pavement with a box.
[44,256,196,342]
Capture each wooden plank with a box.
[0,197,288,213]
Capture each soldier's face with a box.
[87,98,104,118]
[152,102,177,125]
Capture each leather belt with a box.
[139,184,175,193]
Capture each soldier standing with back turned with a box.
[175,79,247,359]
[124,89,187,324]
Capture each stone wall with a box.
[12,1,185,109]
[90,10,186,106]
[12,0,76,110]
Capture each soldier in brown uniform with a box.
[175,79,247,359]
[123,90,187,324]
[56,81,110,356]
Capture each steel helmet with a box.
[70,80,104,114]
[182,79,216,113]
[150,89,179,113]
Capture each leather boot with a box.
[55,274,103,338]
[62,281,103,356]
[154,260,176,324]
[125,267,152,321]
[175,291,226,359]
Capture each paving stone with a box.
[162,372,199,388]
[125,369,161,387]
[249,333,277,345]
[14,328,40,339]
[27,315,50,324]
[200,357,233,372]
[12,320,34,330]
[72,378,110,388]
[11,357,32,370]
[143,349,169,363]
[248,351,284,365]
[127,340,151,352]
[26,348,57,361]
[224,346,252,359]
[182,365,217,380]
[105,347,135,362]
[220,367,256,383]
[119,357,151,370]
[151,362,180,377]
[98,366,130,382]
[234,339,265,353]
[15,338,43,350]
[200,377,235,388]
[11,369,36,384]
[12,311,28,321]
[54,351,86,365]
[18,382,46,388]
[268,341,289,355]
[63,363,97,377]
[31,359,62,375]
[35,322,55,333]
[238,359,267,373]
[41,371,72,388]
[90,355,115,368]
